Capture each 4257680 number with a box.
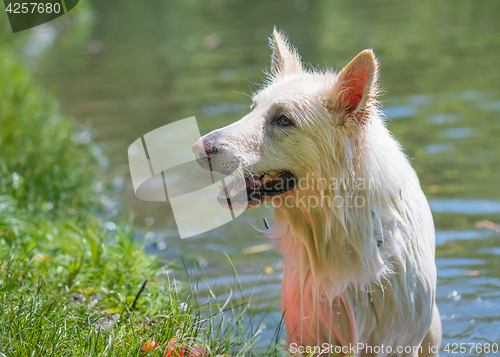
[444,342,498,354]
[5,2,61,14]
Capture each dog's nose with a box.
[192,138,217,160]
[192,139,205,160]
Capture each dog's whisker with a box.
[243,165,258,189]
[242,77,260,95]
[232,90,253,100]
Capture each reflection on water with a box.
[18,0,500,353]
[430,200,500,215]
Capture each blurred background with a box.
[2,0,500,352]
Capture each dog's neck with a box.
[273,195,386,301]
[271,120,412,299]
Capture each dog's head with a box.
[193,29,379,208]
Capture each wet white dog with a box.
[193,29,441,356]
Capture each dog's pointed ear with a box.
[334,49,379,121]
[270,28,302,77]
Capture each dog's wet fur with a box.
[193,29,441,356]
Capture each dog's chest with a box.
[281,261,435,356]
[281,266,358,350]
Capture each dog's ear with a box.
[334,49,379,121]
[270,28,302,77]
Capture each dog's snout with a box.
[192,136,239,174]
[192,138,220,171]
[192,138,217,160]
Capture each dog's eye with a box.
[277,115,293,126]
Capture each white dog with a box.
[193,29,441,356]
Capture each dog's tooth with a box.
[269,171,278,176]
[218,187,229,199]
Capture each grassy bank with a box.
[0,48,281,356]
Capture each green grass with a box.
[0,47,283,356]
[0,196,280,356]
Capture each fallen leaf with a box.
[141,340,159,354]
[474,220,500,232]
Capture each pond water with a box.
[21,0,500,354]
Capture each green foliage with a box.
[0,49,100,219]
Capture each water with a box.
[14,0,500,353]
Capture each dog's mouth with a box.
[217,170,296,209]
